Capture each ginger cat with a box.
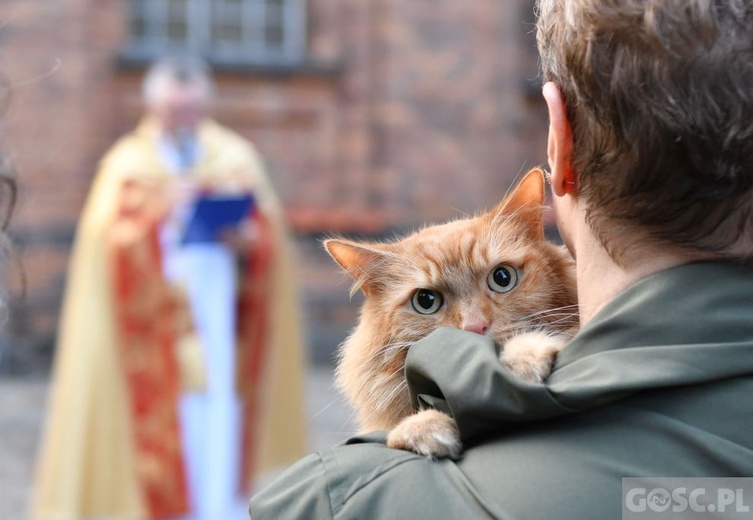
[324,168,578,459]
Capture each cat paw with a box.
[500,331,568,383]
[387,409,462,459]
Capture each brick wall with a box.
[0,1,128,353]
[0,0,550,369]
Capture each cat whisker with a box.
[527,310,579,318]
[381,342,414,353]
[493,322,540,335]
[528,312,579,321]
[372,380,409,416]
[528,312,580,323]
[549,314,578,324]
[489,322,560,342]
[309,397,344,421]
[506,321,579,340]
[383,364,409,379]
[339,409,360,435]
[518,304,581,321]
[362,370,408,408]
[340,340,409,366]
[383,379,408,403]
[528,314,580,327]
[354,381,409,431]
[350,341,412,370]
[527,303,580,312]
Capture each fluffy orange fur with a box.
[325,168,578,437]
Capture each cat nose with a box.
[462,320,489,335]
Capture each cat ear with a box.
[324,238,389,297]
[492,167,546,240]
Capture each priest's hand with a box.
[220,219,259,257]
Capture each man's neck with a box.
[574,226,691,327]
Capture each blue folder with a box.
[181,193,255,245]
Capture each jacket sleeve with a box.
[249,453,334,519]
[249,432,514,520]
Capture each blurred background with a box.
[0,0,549,517]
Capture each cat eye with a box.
[487,265,519,293]
[411,289,443,315]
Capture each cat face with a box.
[325,169,577,431]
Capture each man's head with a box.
[537,0,753,262]
[142,55,214,135]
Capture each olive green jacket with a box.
[251,261,753,519]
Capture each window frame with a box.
[125,0,307,66]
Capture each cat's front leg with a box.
[500,331,569,383]
[387,409,462,460]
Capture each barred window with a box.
[128,0,306,64]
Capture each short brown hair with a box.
[537,0,753,260]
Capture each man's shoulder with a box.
[253,394,751,520]
[252,428,621,520]
[252,433,500,519]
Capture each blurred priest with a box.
[32,55,307,520]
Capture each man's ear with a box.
[543,82,576,196]
[492,168,545,240]
[323,238,389,297]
